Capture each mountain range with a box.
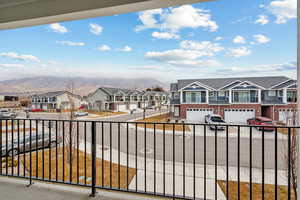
[0,76,168,96]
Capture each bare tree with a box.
[282,109,297,198]
[62,81,79,166]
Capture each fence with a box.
[0,118,297,199]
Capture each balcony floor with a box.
[0,176,165,200]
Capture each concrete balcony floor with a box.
[0,176,168,200]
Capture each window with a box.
[218,91,225,97]
[268,90,276,96]
[183,91,206,103]
[287,90,297,102]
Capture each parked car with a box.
[247,117,275,131]
[31,108,44,112]
[146,106,155,110]
[0,109,17,119]
[1,133,63,156]
[74,111,89,117]
[205,114,226,130]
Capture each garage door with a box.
[279,109,296,125]
[186,108,213,122]
[225,109,255,123]
[129,104,138,110]
[117,104,127,111]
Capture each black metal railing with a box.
[0,118,297,199]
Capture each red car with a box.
[247,116,275,131]
[31,108,44,112]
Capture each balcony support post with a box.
[297,0,300,197]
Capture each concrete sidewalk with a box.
[80,142,289,200]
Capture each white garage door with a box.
[225,109,255,123]
[117,104,127,111]
[186,108,213,122]
[129,104,138,110]
[279,109,296,125]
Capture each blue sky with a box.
[0,0,297,83]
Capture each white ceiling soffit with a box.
[0,0,209,30]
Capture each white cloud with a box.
[135,5,218,32]
[233,35,246,44]
[146,49,206,61]
[56,41,85,46]
[180,40,224,55]
[168,59,222,67]
[145,39,224,68]
[129,65,162,70]
[49,23,68,33]
[0,64,24,67]
[253,34,271,44]
[152,31,180,40]
[268,0,296,24]
[136,9,163,31]
[117,46,132,52]
[0,52,40,62]
[89,23,103,35]
[98,45,111,51]
[226,47,251,57]
[254,15,269,25]
[214,36,223,41]
[218,61,296,75]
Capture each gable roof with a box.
[175,76,292,90]
[97,87,168,96]
[31,91,67,98]
[30,91,82,99]
[271,79,296,89]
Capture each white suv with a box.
[204,114,226,131]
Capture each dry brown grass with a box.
[21,147,136,188]
[136,113,190,132]
[1,128,36,134]
[218,180,295,200]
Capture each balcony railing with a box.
[0,118,296,199]
[262,96,283,104]
[209,96,229,104]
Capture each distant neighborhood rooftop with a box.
[171,76,295,91]
[93,87,168,96]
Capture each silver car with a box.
[0,109,17,119]
[1,133,62,156]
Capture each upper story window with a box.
[268,90,276,96]
[115,96,124,101]
[233,90,258,103]
[287,90,297,103]
[183,91,206,103]
[125,96,130,101]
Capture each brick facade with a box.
[177,103,297,121]
[180,104,261,119]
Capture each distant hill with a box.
[0,76,168,96]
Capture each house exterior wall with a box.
[87,89,109,111]
[56,93,81,109]
[179,104,262,119]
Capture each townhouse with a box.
[30,91,83,110]
[87,87,169,112]
[170,76,297,123]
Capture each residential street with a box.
[7,110,289,171]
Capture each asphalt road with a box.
[14,110,289,170]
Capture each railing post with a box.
[90,121,96,197]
